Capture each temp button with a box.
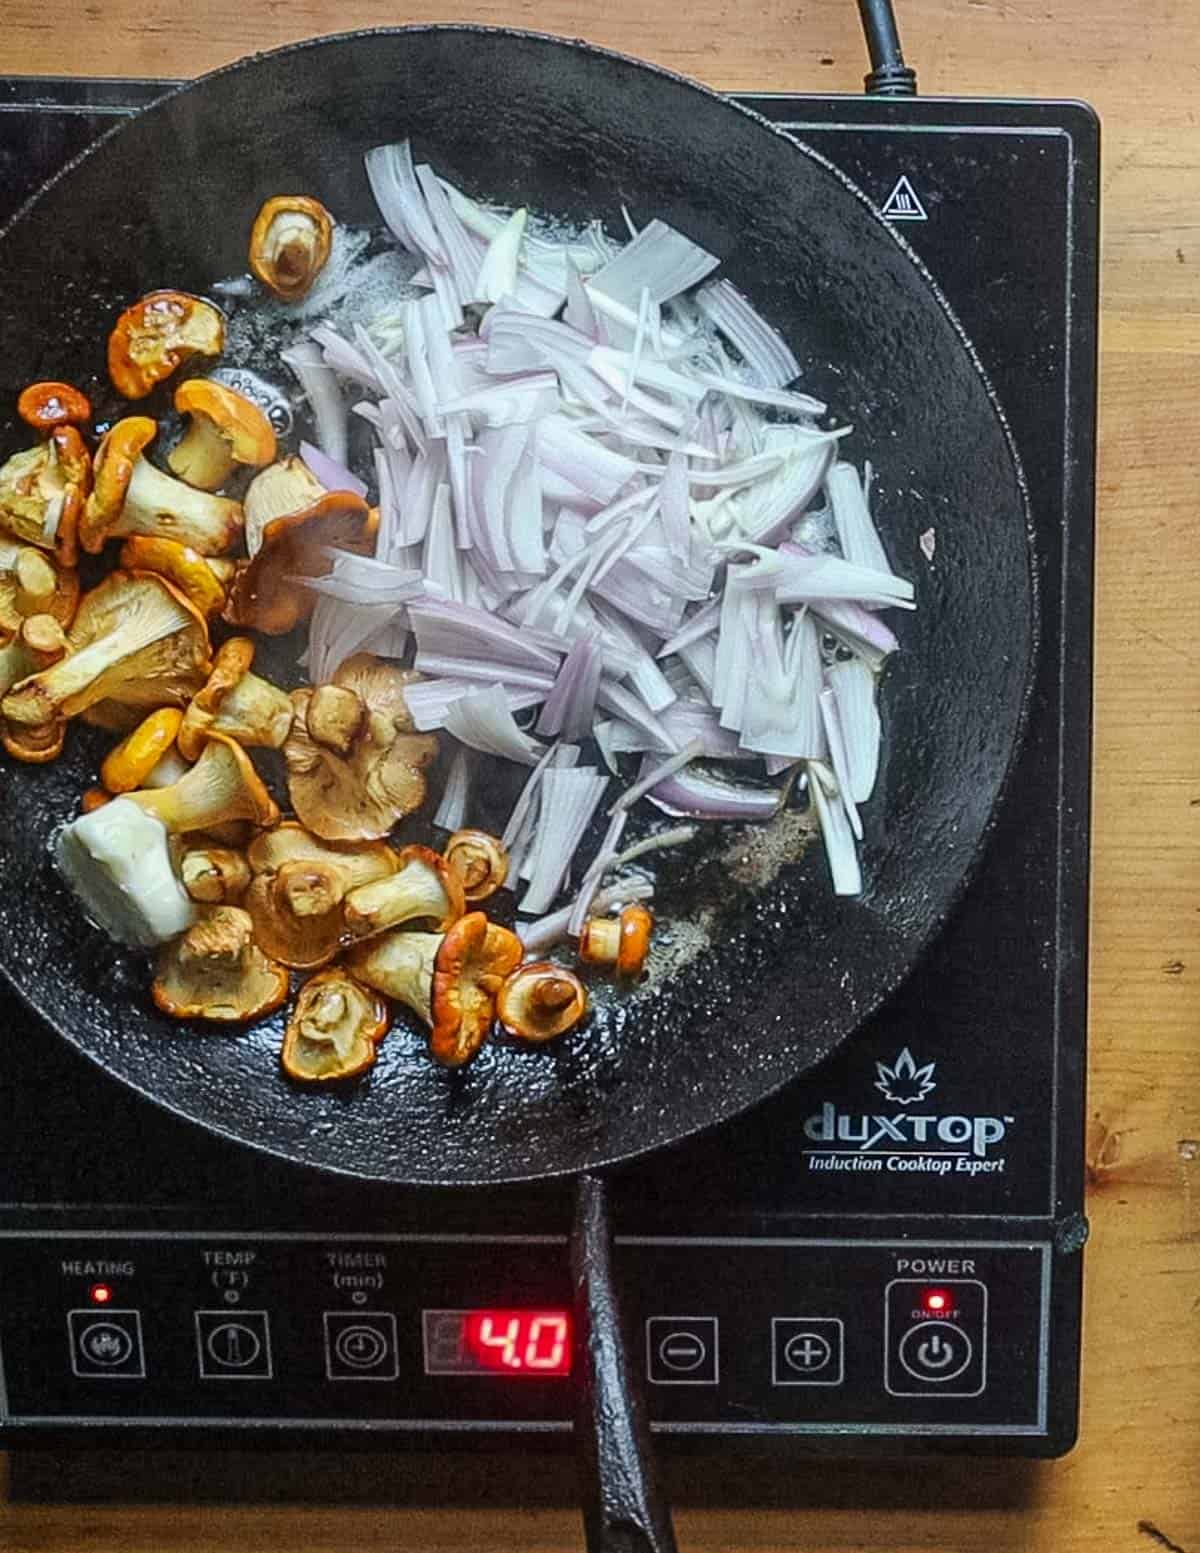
[195,1310,273,1380]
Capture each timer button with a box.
[324,1311,398,1381]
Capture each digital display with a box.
[423,1308,573,1377]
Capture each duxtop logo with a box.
[874,1047,937,1106]
[801,1043,1014,1176]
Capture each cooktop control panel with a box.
[0,1236,1050,1438]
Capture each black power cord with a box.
[857,0,919,95]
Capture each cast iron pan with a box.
[0,27,1034,1549]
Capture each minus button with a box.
[646,1316,719,1385]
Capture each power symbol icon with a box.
[917,1334,955,1369]
[897,1320,973,1383]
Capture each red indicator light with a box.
[464,1310,572,1376]
[924,1288,952,1313]
[89,1283,113,1305]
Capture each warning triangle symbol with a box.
[881,174,928,222]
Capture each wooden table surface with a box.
[1,1,1197,1549]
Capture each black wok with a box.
[0,26,1034,1550]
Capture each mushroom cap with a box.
[281,968,390,1084]
[17,381,92,434]
[1,569,210,729]
[222,491,376,634]
[2,716,66,763]
[245,822,397,968]
[497,961,589,1043]
[0,541,79,636]
[242,455,327,559]
[0,615,63,701]
[247,821,399,889]
[45,426,91,568]
[118,535,230,619]
[444,828,510,902]
[249,196,335,301]
[430,911,523,1068]
[177,636,257,761]
[108,290,225,400]
[80,417,158,553]
[0,427,91,567]
[173,378,276,465]
[283,684,437,844]
[100,706,185,793]
[334,654,424,734]
[245,865,344,969]
[615,903,655,977]
[152,905,289,1022]
[341,844,466,941]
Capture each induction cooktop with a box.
[0,78,1097,1470]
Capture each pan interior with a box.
[0,28,1034,1185]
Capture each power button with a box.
[897,1320,973,1383]
[884,1279,987,1398]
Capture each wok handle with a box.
[571,1171,678,1553]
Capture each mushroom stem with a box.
[276,860,344,917]
[342,847,464,940]
[180,847,252,904]
[127,734,279,834]
[14,548,56,614]
[346,930,440,1025]
[205,669,294,750]
[121,458,243,556]
[169,415,236,490]
[579,903,655,978]
[533,976,579,1015]
[580,916,621,963]
[308,684,366,753]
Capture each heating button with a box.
[68,1309,146,1379]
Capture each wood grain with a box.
[2,1,1199,1549]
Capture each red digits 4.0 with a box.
[465,1310,571,1374]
